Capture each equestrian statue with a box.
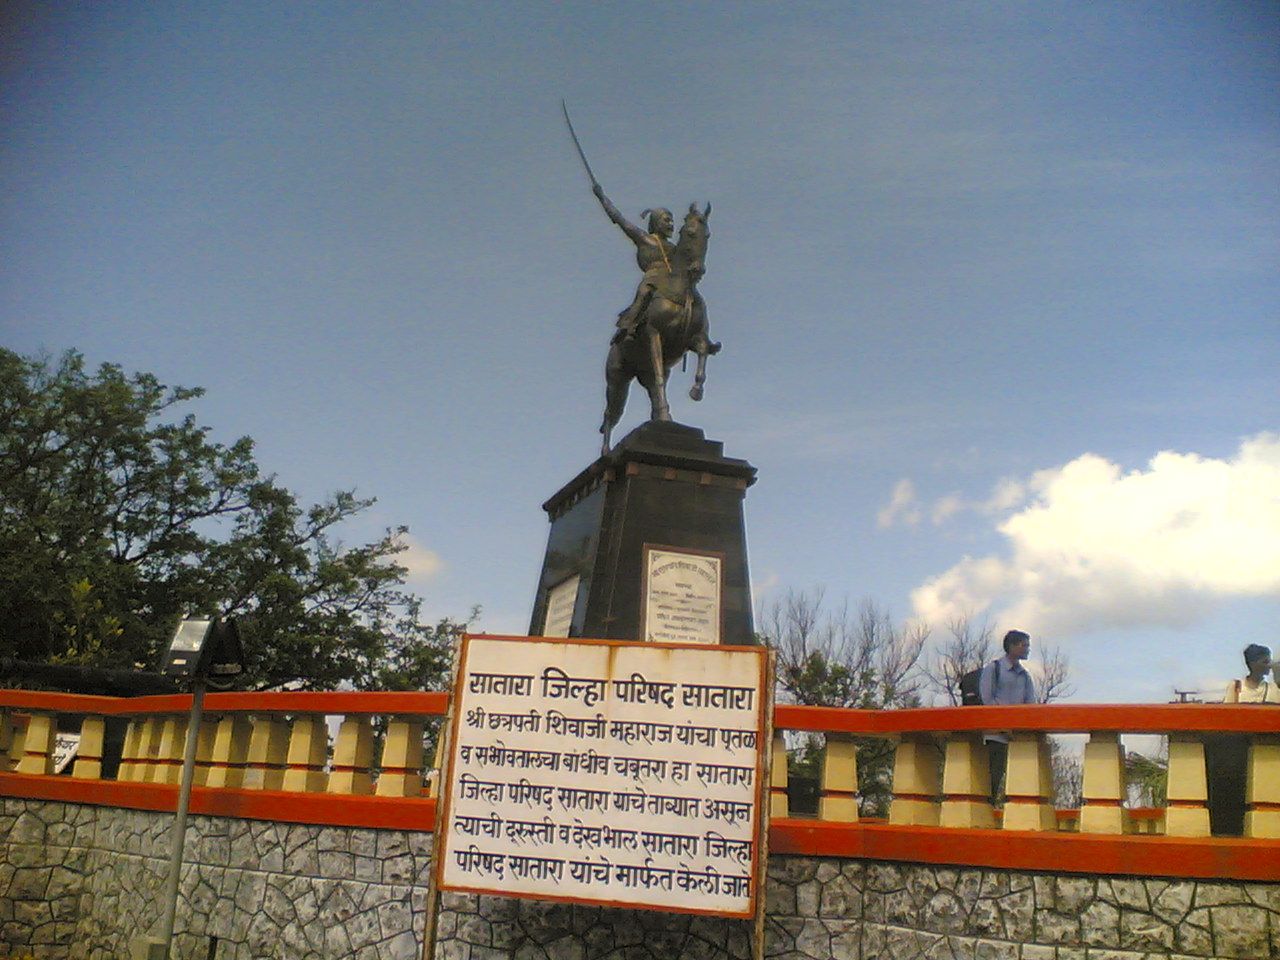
[563,104,720,456]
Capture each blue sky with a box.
[3,2,1277,704]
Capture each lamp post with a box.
[132,618,243,960]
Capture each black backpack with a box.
[959,659,999,706]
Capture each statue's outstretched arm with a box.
[593,184,647,247]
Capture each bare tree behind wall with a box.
[760,589,929,816]
[921,614,997,706]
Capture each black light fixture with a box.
[160,617,243,686]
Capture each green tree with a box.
[0,349,464,691]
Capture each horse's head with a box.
[676,202,711,277]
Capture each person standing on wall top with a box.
[1224,644,1280,704]
[979,629,1037,802]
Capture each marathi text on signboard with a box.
[643,548,721,645]
[437,636,767,917]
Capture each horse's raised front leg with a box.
[687,294,719,402]
[645,328,671,422]
[689,347,708,402]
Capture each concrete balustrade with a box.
[888,734,940,825]
[282,714,329,792]
[819,734,859,822]
[1245,734,1280,839]
[242,715,289,790]
[328,716,374,794]
[72,716,106,779]
[1001,733,1056,831]
[205,715,251,788]
[151,716,188,784]
[375,717,425,797]
[15,712,56,775]
[192,716,220,786]
[1079,731,1129,834]
[131,716,165,782]
[2,689,1279,858]
[939,734,995,828]
[1165,735,1211,837]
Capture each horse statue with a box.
[599,202,719,455]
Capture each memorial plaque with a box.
[437,635,769,917]
[542,575,579,638]
[643,547,722,645]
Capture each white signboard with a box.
[437,635,768,917]
[541,575,579,638]
[643,548,721,645]
[53,733,80,774]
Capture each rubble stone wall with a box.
[2,798,1277,960]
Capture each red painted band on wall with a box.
[770,818,1280,882]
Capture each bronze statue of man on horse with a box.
[563,105,720,455]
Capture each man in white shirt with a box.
[1224,644,1280,704]
[979,629,1037,801]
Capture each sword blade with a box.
[561,100,600,189]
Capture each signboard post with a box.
[432,634,771,935]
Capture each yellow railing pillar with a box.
[769,731,789,818]
[889,735,941,825]
[241,716,289,790]
[1080,732,1129,834]
[1245,734,1280,839]
[192,716,220,787]
[16,713,56,776]
[205,716,252,788]
[150,717,188,785]
[115,720,141,780]
[282,715,329,793]
[819,735,859,822]
[1165,736,1210,837]
[1001,733,1056,831]
[328,716,374,795]
[940,734,995,828]
[72,716,107,779]
[130,717,165,782]
[376,718,425,797]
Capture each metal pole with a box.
[158,678,205,955]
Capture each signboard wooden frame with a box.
[434,633,771,921]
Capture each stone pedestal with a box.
[529,421,757,645]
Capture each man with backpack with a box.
[978,629,1036,801]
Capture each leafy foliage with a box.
[0,349,464,691]
[1126,746,1169,807]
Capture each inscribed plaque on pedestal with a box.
[642,547,722,646]
[542,574,579,638]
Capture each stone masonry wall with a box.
[0,798,431,959]
[2,798,1278,959]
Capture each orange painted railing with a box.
[2,690,1277,881]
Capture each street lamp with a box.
[133,617,244,960]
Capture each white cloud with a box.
[927,477,1029,526]
[911,433,1280,637]
[878,479,922,528]
[397,534,443,582]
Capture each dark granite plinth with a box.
[528,421,757,645]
